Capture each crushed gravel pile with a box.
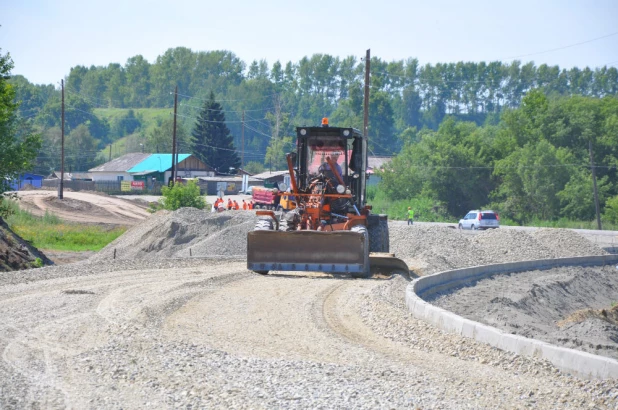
[92,211,608,274]
[389,225,608,275]
[389,225,477,273]
[90,209,258,262]
[531,228,609,257]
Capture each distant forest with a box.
[10,47,618,164]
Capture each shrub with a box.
[603,195,618,224]
[156,180,206,211]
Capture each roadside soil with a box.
[15,190,150,226]
[431,265,618,360]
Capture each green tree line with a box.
[380,91,618,225]
[10,48,618,165]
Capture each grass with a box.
[93,107,171,129]
[5,201,126,252]
[94,107,172,160]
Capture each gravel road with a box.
[2,209,618,408]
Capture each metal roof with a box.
[196,176,262,182]
[128,154,191,173]
[251,170,289,180]
[89,153,151,172]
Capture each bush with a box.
[155,180,206,211]
[367,187,451,222]
[603,195,618,224]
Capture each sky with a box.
[1,0,617,85]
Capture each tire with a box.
[458,223,463,230]
[252,219,273,275]
[369,217,389,253]
[471,224,476,231]
[350,225,371,278]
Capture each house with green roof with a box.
[89,153,213,183]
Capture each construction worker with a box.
[233,200,240,210]
[242,199,248,210]
[407,207,415,225]
[227,199,233,210]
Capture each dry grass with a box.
[557,304,618,327]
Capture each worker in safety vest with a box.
[242,200,248,210]
[227,199,233,210]
[233,200,240,210]
[407,207,415,225]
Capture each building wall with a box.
[90,172,134,182]
[10,174,44,190]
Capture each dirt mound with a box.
[90,209,258,262]
[432,265,618,360]
[389,225,478,273]
[92,214,609,274]
[531,228,608,257]
[19,184,39,191]
[0,218,53,271]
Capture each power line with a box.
[175,91,279,103]
[501,31,618,61]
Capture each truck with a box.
[246,119,409,278]
[252,186,296,211]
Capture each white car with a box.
[458,210,500,230]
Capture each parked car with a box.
[458,210,499,230]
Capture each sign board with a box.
[131,181,145,190]
[227,183,236,192]
[121,181,131,192]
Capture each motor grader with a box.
[246,119,409,278]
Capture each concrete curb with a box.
[406,254,618,379]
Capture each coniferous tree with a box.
[191,91,240,173]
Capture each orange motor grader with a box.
[246,119,409,278]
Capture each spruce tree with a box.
[191,91,240,173]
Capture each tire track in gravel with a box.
[0,263,252,408]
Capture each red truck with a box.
[251,187,278,209]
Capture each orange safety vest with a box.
[242,202,247,210]
[234,202,240,210]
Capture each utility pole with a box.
[58,79,65,200]
[171,85,178,184]
[361,49,370,204]
[589,140,602,230]
[108,144,112,162]
[241,110,245,169]
[363,49,370,144]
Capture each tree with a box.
[190,91,240,172]
[66,124,100,172]
[146,118,188,153]
[0,49,41,193]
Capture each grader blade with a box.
[369,253,411,280]
[247,230,369,275]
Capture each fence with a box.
[42,179,164,195]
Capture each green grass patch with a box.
[94,107,171,128]
[6,202,126,251]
